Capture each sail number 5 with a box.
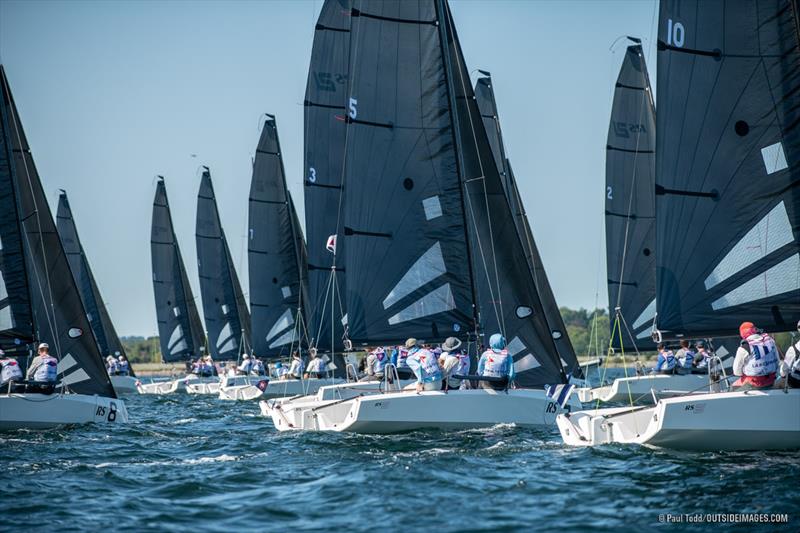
[666,19,685,48]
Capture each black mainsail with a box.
[57,191,134,376]
[655,0,800,339]
[151,177,205,363]
[0,65,115,397]
[303,0,352,353]
[196,168,251,360]
[249,116,309,357]
[340,0,568,387]
[605,42,657,349]
[475,73,582,376]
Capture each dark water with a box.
[2,388,798,532]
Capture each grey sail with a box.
[0,65,115,397]
[442,0,568,387]
[57,191,134,376]
[655,0,800,338]
[196,168,251,360]
[151,177,205,363]
[248,116,309,358]
[475,73,583,376]
[604,42,657,349]
[303,0,352,352]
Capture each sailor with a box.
[477,333,514,390]
[288,351,304,379]
[779,320,800,388]
[274,361,289,379]
[117,353,130,376]
[305,351,327,379]
[653,344,677,374]
[251,357,266,376]
[0,351,23,390]
[732,322,780,390]
[438,337,470,390]
[361,347,389,381]
[692,341,710,372]
[106,355,120,375]
[203,354,218,376]
[26,343,58,385]
[405,338,442,392]
[237,353,254,375]
[675,340,695,373]
[392,342,414,380]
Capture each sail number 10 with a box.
[666,19,685,48]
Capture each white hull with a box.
[0,393,129,430]
[266,388,579,434]
[576,373,714,404]
[185,379,221,395]
[110,375,140,395]
[557,388,800,451]
[137,374,218,395]
[219,377,345,401]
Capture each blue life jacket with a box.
[373,351,388,374]
[406,348,441,383]
[655,351,676,371]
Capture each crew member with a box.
[361,347,389,381]
[106,355,120,375]
[288,351,304,379]
[117,353,130,376]
[439,337,469,390]
[654,344,677,374]
[732,322,779,390]
[0,350,23,390]
[675,339,695,373]
[780,320,800,388]
[477,334,514,390]
[237,353,254,375]
[251,357,266,376]
[392,343,414,380]
[405,338,442,392]
[26,343,58,388]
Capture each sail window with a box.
[515,306,532,318]
[506,336,526,356]
[422,196,442,221]
[711,254,800,310]
[216,322,233,349]
[68,328,83,338]
[168,325,185,351]
[704,201,793,290]
[552,330,563,340]
[761,142,788,174]
[341,313,348,326]
[388,283,455,325]
[631,298,656,330]
[268,329,296,349]
[173,306,181,317]
[218,337,237,355]
[170,339,188,355]
[513,353,541,372]
[281,286,292,299]
[61,367,90,386]
[221,304,230,315]
[383,242,446,309]
[0,306,13,331]
[266,309,294,341]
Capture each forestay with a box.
[196,169,251,360]
[0,65,115,397]
[655,0,800,338]
[151,177,205,363]
[57,191,134,376]
[604,42,657,349]
[249,116,309,357]
[304,0,353,352]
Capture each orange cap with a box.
[739,322,756,339]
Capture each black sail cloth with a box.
[0,65,115,397]
[57,191,134,376]
[151,178,205,363]
[604,43,657,349]
[304,0,352,353]
[474,74,583,377]
[249,117,309,358]
[196,169,251,361]
[655,0,800,338]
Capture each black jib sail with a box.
[151,177,205,363]
[604,42,657,349]
[196,168,251,360]
[0,65,115,397]
[249,116,309,358]
[340,0,568,387]
[303,0,352,353]
[57,191,134,376]
[475,73,582,376]
[655,0,800,339]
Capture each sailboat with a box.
[195,167,251,395]
[557,0,800,450]
[57,191,138,395]
[0,65,128,428]
[141,177,208,394]
[264,0,579,433]
[221,115,345,401]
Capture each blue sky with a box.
[0,0,659,336]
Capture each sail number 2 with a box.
[666,19,685,48]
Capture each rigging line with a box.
[3,80,63,359]
[445,10,505,335]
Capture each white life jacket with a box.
[238,359,253,374]
[656,351,676,371]
[395,348,410,369]
[408,349,441,382]
[372,351,388,374]
[695,350,709,368]
[0,358,22,383]
[251,360,265,375]
[275,366,288,378]
[742,334,779,377]
[481,349,511,378]
[35,355,58,382]
[107,360,119,373]
[289,358,303,377]
[783,342,800,379]
[118,360,130,374]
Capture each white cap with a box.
[38,342,49,350]
[243,353,250,359]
